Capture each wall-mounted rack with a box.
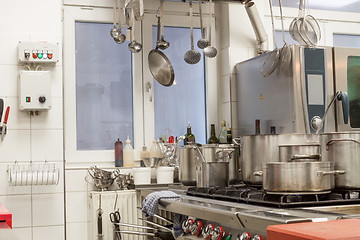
[7,161,60,186]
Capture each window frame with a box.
[63,6,144,165]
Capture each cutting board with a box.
[267,219,360,240]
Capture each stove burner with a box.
[186,186,360,208]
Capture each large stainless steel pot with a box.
[279,144,320,162]
[255,162,345,192]
[320,132,360,189]
[178,145,198,186]
[218,144,240,184]
[240,134,319,185]
[196,162,229,188]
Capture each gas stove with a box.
[137,185,360,240]
[186,185,360,208]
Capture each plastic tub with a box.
[133,167,151,185]
[156,167,175,184]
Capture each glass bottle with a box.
[115,138,123,167]
[140,146,150,166]
[207,124,219,144]
[123,136,134,167]
[255,119,260,135]
[184,122,195,145]
[226,128,232,144]
[218,120,227,144]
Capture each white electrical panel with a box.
[18,42,59,63]
[18,70,52,111]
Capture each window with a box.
[333,34,360,48]
[153,26,207,144]
[75,22,133,150]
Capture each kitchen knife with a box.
[1,106,10,141]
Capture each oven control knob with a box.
[182,219,194,233]
[190,220,203,236]
[252,235,263,240]
[202,224,214,239]
[239,232,251,240]
[211,226,224,240]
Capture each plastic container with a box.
[133,167,151,185]
[123,136,134,167]
[156,166,175,184]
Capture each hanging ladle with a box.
[184,0,201,64]
[203,0,217,58]
[110,0,119,39]
[128,8,142,53]
[197,0,209,49]
[114,0,126,44]
[157,0,170,50]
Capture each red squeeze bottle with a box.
[169,136,174,143]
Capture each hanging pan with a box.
[148,1,175,87]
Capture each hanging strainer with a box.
[261,0,280,77]
[301,0,321,48]
[277,0,291,74]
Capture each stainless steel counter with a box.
[136,185,360,239]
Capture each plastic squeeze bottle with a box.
[123,136,134,167]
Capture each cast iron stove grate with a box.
[186,186,360,208]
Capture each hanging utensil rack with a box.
[7,161,60,186]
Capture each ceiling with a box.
[272,0,360,13]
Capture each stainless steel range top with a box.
[137,185,360,239]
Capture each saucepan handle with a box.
[317,170,345,176]
[326,139,360,151]
[290,154,320,161]
[232,137,241,146]
[253,171,263,176]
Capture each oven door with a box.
[333,47,360,131]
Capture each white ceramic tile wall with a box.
[33,226,65,240]
[66,222,88,240]
[12,227,32,240]
[66,191,89,223]
[0,0,64,239]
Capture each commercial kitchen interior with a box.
[1,0,360,239]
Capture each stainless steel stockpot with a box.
[255,162,345,192]
[320,132,360,189]
[196,162,229,188]
[240,134,319,185]
[178,145,198,186]
[279,144,320,162]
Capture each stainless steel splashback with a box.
[232,45,336,135]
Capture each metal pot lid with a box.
[148,49,175,87]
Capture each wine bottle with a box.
[184,122,195,145]
[218,120,227,144]
[207,124,219,144]
[255,119,260,135]
[226,128,232,144]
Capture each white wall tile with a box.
[66,192,88,223]
[33,226,64,240]
[30,98,63,130]
[0,33,30,65]
[66,222,88,240]
[12,227,32,240]
[65,169,88,192]
[31,162,64,194]
[0,65,21,97]
[0,97,31,130]
[0,163,31,195]
[0,195,32,228]
[229,46,250,71]
[31,130,63,161]
[221,102,231,127]
[0,1,61,35]
[0,130,31,162]
[32,193,64,226]
[51,66,63,98]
